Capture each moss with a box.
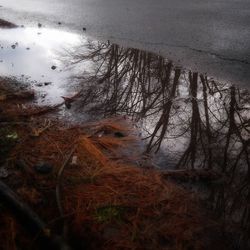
[95,205,125,223]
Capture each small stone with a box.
[51,65,57,70]
[0,166,9,178]
[11,44,16,49]
[34,162,53,174]
[82,27,86,31]
[71,156,78,166]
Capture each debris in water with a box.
[0,18,17,28]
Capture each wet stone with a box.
[34,162,53,174]
[0,166,9,178]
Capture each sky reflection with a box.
[0,27,85,104]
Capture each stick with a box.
[56,145,77,238]
[0,180,71,249]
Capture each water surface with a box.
[0,27,87,104]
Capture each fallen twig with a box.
[56,145,77,239]
[0,180,71,249]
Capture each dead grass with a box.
[0,93,221,249]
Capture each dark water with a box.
[1,0,250,88]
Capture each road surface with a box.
[0,0,250,88]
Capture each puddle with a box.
[0,26,91,105]
[0,26,249,170]
[65,41,250,171]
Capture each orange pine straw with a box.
[0,115,219,250]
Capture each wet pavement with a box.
[0,0,250,88]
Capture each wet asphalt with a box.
[0,0,250,88]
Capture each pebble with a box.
[0,166,9,178]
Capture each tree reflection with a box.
[68,41,250,248]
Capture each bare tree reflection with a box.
[67,41,250,248]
